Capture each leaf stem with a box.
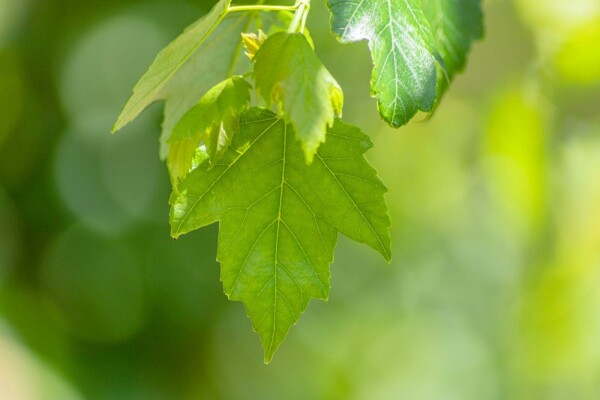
[299,4,309,33]
[288,0,310,33]
[226,0,267,77]
[226,15,259,77]
[228,5,297,13]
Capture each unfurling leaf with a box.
[170,108,391,362]
[242,30,268,60]
[167,76,252,185]
[254,32,344,162]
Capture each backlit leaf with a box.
[112,0,231,132]
[167,76,252,185]
[254,32,344,162]
[113,8,292,159]
[170,108,391,362]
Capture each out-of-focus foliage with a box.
[483,85,548,239]
[0,320,83,400]
[1,0,600,399]
[516,0,600,85]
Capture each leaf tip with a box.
[263,351,275,365]
[111,118,124,134]
[303,150,316,165]
[376,236,392,263]
[384,250,392,264]
[169,222,183,240]
[330,83,344,117]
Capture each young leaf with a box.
[422,0,484,97]
[253,32,344,162]
[113,0,231,132]
[327,0,438,127]
[167,76,252,185]
[168,138,205,190]
[242,30,267,60]
[119,10,294,159]
[170,108,391,362]
[159,14,255,159]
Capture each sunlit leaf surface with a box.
[327,0,482,125]
[170,108,391,361]
[254,32,344,161]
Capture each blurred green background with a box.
[1,0,600,398]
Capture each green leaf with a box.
[114,9,295,159]
[327,0,483,127]
[159,11,285,159]
[112,0,231,132]
[327,0,438,127]
[167,138,205,190]
[254,32,344,162]
[422,0,484,97]
[167,76,252,185]
[170,108,391,362]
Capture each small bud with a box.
[242,29,267,61]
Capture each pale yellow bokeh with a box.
[483,85,549,239]
[554,19,600,85]
[516,129,600,394]
[0,321,83,400]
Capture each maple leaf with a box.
[170,108,391,362]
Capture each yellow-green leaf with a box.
[167,76,251,185]
[170,108,391,362]
[253,32,344,162]
[112,0,231,133]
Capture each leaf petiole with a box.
[288,0,310,33]
[227,5,298,13]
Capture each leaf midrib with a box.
[114,2,231,131]
[268,118,287,359]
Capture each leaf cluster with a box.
[112,0,483,362]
